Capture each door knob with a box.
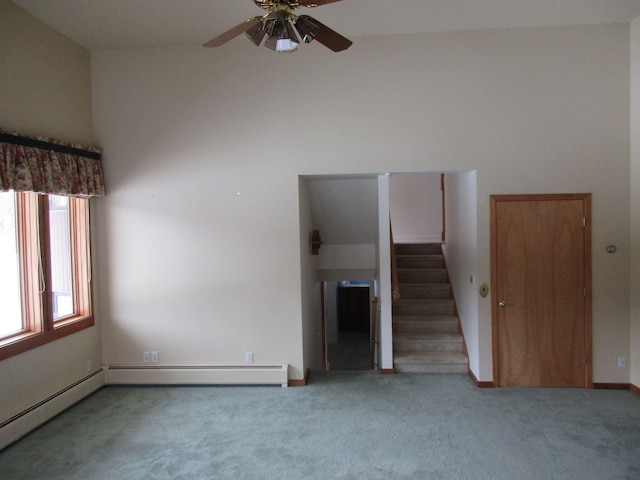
[499,301,507,308]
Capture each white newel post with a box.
[378,174,393,371]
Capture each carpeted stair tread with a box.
[393,315,459,334]
[392,314,459,323]
[397,268,448,283]
[394,351,469,373]
[393,314,459,324]
[398,282,450,287]
[397,267,447,273]
[393,332,463,342]
[393,298,455,315]
[396,254,444,268]
[398,283,451,299]
[394,243,442,255]
[394,298,454,305]
[395,364,468,373]
[394,332,464,352]
[395,351,468,364]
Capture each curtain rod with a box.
[0,131,101,161]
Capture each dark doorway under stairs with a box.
[328,285,372,371]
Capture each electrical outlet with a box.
[143,351,150,363]
[246,352,253,364]
[617,356,626,368]
[151,351,159,363]
[87,360,93,372]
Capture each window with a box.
[0,191,93,360]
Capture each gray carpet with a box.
[1,372,639,480]
[327,332,372,371]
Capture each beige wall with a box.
[92,24,631,383]
[0,0,93,144]
[630,16,640,389]
[0,0,100,420]
[390,173,442,244]
[443,172,479,376]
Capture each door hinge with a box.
[582,217,586,227]
[583,287,587,297]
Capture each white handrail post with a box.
[378,174,393,372]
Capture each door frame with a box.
[320,282,327,371]
[490,193,593,388]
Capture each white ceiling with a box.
[11,0,640,51]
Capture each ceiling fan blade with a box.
[202,17,262,47]
[299,0,344,6]
[296,15,352,52]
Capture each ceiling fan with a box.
[203,0,352,54]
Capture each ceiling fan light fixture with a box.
[265,34,299,53]
[264,13,300,53]
[275,38,299,52]
[245,22,267,46]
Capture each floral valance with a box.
[0,129,105,197]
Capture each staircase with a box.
[392,243,468,373]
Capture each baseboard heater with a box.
[106,365,289,388]
[0,368,105,451]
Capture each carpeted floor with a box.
[0,372,639,480]
[327,332,372,371]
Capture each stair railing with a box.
[390,221,401,300]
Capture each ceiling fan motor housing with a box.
[254,0,314,10]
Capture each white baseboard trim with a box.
[0,368,105,451]
[394,235,442,244]
[105,364,289,388]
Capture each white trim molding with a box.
[0,368,106,451]
[105,364,289,388]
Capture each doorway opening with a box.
[324,280,375,371]
[301,171,479,378]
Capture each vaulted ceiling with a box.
[10,0,639,248]
[11,0,640,51]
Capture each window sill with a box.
[0,316,94,361]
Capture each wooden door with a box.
[491,194,592,387]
